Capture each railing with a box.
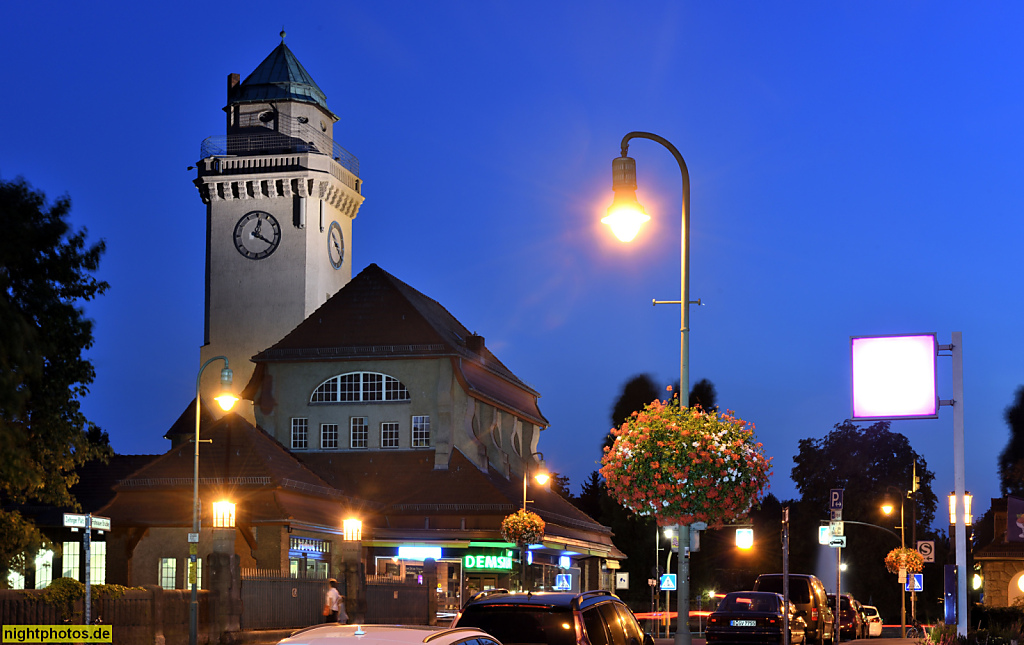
[200,114,359,177]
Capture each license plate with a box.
[731,620,757,627]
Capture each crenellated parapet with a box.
[194,153,363,218]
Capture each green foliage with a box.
[790,420,940,624]
[36,577,85,621]
[0,177,111,582]
[999,386,1024,496]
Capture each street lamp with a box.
[522,452,549,512]
[881,487,911,638]
[948,492,973,526]
[190,357,237,645]
[604,132,693,645]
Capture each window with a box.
[350,417,368,448]
[311,372,410,403]
[412,416,431,447]
[159,558,176,590]
[62,541,80,580]
[291,418,309,449]
[321,423,339,449]
[381,422,399,448]
[34,549,53,589]
[195,557,203,589]
[7,570,25,590]
[90,541,106,585]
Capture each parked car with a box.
[860,606,882,638]
[276,624,503,645]
[451,589,655,645]
[752,574,835,645]
[826,594,865,640]
[706,591,807,645]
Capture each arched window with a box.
[311,372,410,403]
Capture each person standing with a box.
[325,578,342,623]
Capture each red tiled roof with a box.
[98,414,370,529]
[249,264,548,426]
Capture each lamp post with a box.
[604,131,693,645]
[881,486,911,639]
[520,452,549,591]
[190,357,238,645]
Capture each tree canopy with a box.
[0,177,111,582]
[998,386,1024,496]
[790,420,940,622]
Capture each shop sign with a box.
[463,553,513,571]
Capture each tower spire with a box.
[280,27,286,43]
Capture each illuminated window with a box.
[291,418,309,449]
[351,417,368,448]
[62,542,80,580]
[381,422,399,448]
[412,416,431,447]
[159,558,176,590]
[311,372,410,403]
[321,424,339,449]
[196,558,203,589]
[7,569,25,589]
[34,549,53,588]
[90,542,106,585]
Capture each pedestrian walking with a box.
[325,578,342,623]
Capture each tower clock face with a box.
[233,211,281,260]
[327,220,344,269]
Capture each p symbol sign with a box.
[830,489,844,511]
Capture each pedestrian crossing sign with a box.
[905,573,923,592]
[660,573,677,591]
[554,574,572,591]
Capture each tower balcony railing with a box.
[200,118,359,178]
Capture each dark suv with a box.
[826,593,865,640]
[752,574,835,645]
[452,590,655,645]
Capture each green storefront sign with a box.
[463,553,513,571]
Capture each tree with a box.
[998,386,1024,496]
[549,473,572,501]
[610,374,660,430]
[689,378,717,411]
[790,420,939,622]
[0,177,111,584]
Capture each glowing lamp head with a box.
[532,455,549,485]
[881,503,894,516]
[212,500,235,528]
[215,366,238,411]
[603,155,649,242]
[948,492,974,526]
[735,528,754,550]
[343,517,363,541]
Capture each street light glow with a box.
[602,206,649,242]
[735,528,753,550]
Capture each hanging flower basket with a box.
[501,509,545,545]
[600,397,772,528]
[885,547,924,575]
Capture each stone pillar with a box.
[208,528,241,641]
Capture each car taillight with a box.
[811,608,818,622]
[709,617,718,624]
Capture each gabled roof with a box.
[251,263,548,426]
[298,449,623,557]
[230,42,331,115]
[99,413,372,529]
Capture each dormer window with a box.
[311,372,410,403]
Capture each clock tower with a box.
[194,36,364,413]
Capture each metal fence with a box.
[240,568,328,631]
[365,576,430,625]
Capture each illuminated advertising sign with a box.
[851,334,938,420]
[463,553,514,571]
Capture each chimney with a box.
[227,73,240,99]
[467,334,485,354]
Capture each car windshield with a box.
[828,597,853,611]
[456,605,576,645]
[756,578,810,604]
[719,594,779,613]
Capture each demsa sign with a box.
[463,554,513,571]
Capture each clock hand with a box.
[253,230,273,244]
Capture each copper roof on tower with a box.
[229,42,331,114]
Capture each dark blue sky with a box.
[3,2,1022,524]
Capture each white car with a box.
[861,606,883,638]
[277,625,504,645]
